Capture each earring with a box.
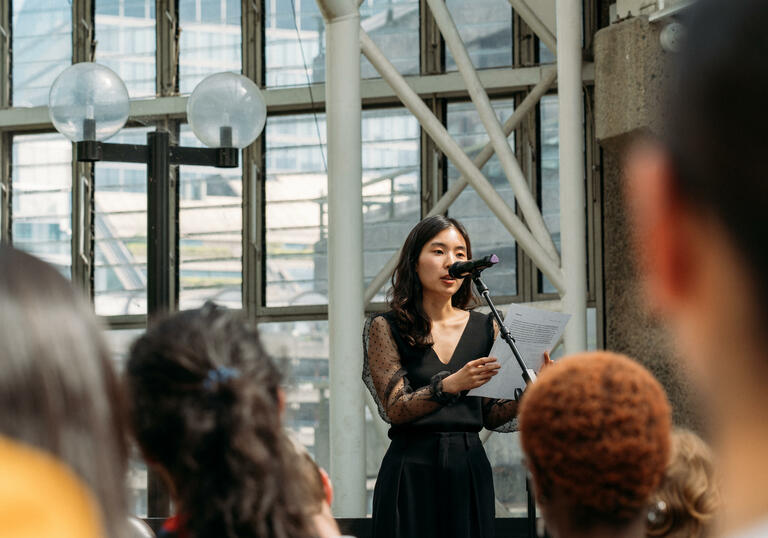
[647,499,668,526]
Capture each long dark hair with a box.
[0,245,128,538]
[125,303,316,538]
[388,215,476,348]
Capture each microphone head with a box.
[447,262,465,279]
[447,254,500,279]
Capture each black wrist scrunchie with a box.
[430,371,460,405]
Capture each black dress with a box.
[363,310,518,538]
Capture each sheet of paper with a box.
[468,303,571,399]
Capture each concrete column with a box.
[594,16,702,429]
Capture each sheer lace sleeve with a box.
[481,316,519,432]
[362,315,444,425]
[482,398,519,431]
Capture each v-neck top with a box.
[381,310,494,435]
[431,311,472,365]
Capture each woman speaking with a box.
[363,215,520,538]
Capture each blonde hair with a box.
[647,428,720,537]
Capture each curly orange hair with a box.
[519,351,672,527]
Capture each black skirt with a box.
[371,431,495,538]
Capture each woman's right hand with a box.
[442,357,500,394]
[541,350,553,370]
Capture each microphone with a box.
[448,254,499,279]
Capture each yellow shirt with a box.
[0,435,104,538]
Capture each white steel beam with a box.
[556,0,587,353]
[318,0,366,517]
[0,65,601,131]
[426,0,560,265]
[509,0,558,56]
[361,30,564,293]
[363,68,559,305]
[648,0,696,21]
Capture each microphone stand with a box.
[471,271,535,385]
[470,270,539,538]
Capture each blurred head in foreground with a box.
[625,0,768,402]
[125,303,320,538]
[647,429,720,538]
[624,0,768,532]
[0,245,127,537]
[519,351,671,538]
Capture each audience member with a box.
[125,302,336,538]
[0,245,128,537]
[624,0,768,535]
[647,429,720,538]
[296,442,341,538]
[519,351,671,538]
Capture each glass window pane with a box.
[366,406,388,515]
[446,100,517,297]
[445,0,513,72]
[587,306,597,350]
[539,42,555,64]
[97,2,119,16]
[104,328,147,518]
[265,0,419,87]
[266,108,420,307]
[104,328,144,372]
[178,0,242,94]
[264,0,324,87]
[94,128,151,316]
[260,320,330,472]
[539,95,560,294]
[362,109,420,302]
[95,0,156,98]
[266,112,327,306]
[127,458,148,518]
[359,0,419,79]
[178,126,243,310]
[201,1,220,22]
[485,431,527,517]
[12,0,71,106]
[11,133,72,277]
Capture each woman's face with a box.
[415,227,468,299]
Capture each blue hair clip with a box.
[203,366,240,391]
